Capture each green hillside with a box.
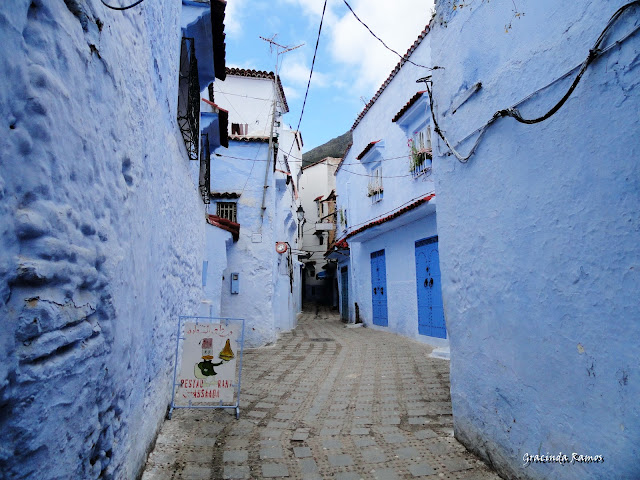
[302,131,352,167]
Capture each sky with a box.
[223,0,435,153]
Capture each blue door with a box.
[340,266,349,321]
[370,250,388,327]
[415,237,446,338]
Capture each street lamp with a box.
[296,205,305,240]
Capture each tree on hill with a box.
[302,131,352,167]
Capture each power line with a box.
[215,152,412,167]
[423,0,640,163]
[100,0,146,10]
[286,0,328,161]
[341,0,435,70]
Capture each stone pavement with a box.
[142,308,500,480]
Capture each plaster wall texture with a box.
[299,158,339,300]
[203,225,233,318]
[211,134,301,347]
[336,35,434,239]
[0,1,207,479]
[335,33,446,347]
[342,207,444,348]
[429,1,640,478]
[212,74,281,137]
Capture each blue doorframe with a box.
[370,250,388,327]
[340,266,349,321]
[415,236,446,338]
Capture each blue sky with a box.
[223,0,434,152]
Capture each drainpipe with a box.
[260,62,278,229]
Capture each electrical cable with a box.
[341,0,434,70]
[301,191,435,237]
[285,0,328,161]
[424,0,640,163]
[216,152,412,166]
[100,0,146,10]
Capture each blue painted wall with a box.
[0,1,208,479]
[335,31,448,349]
[430,1,640,478]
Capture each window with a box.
[410,126,433,178]
[231,123,248,135]
[367,164,383,203]
[217,202,237,223]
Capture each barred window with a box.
[217,202,237,223]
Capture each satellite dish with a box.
[275,242,288,254]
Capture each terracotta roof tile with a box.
[334,142,353,175]
[356,140,381,161]
[225,67,289,113]
[344,194,435,240]
[392,91,426,123]
[351,26,430,130]
[207,214,240,241]
[228,135,273,143]
[210,192,240,199]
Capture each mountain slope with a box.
[302,131,352,167]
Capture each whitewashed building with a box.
[331,27,448,353]
[204,68,304,347]
[299,157,341,305]
[429,1,640,478]
[0,0,227,478]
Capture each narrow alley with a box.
[142,308,499,480]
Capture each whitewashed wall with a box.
[0,1,206,479]
[336,36,433,237]
[430,1,640,478]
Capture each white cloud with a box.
[224,0,247,35]
[283,85,302,101]
[280,55,331,88]
[328,0,434,94]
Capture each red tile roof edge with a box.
[334,142,354,175]
[210,192,240,199]
[351,26,430,131]
[228,135,273,143]
[207,214,240,241]
[314,195,324,201]
[225,67,289,113]
[391,91,426,123]
[356,140,381,161]
[201,98,229,113]
[344,194,435,241]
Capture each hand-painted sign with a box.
[175,321,238,405]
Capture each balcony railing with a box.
[177,37,200,161]
[367,179,384,203]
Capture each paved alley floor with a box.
[142,308,499,480]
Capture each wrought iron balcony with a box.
[178,37,200,161]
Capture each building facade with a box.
[0,0,227,479]
[429,1,640,478]
[331,27,449,353]
[299,157,341,305]
[207,68,303,347]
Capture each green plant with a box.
[408,138,432,172]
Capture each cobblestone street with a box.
[142,308,500,480]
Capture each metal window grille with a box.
[199,133,210,204]
[217,202,237,223]
[367,167,383,203]
[177,37,200,161]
